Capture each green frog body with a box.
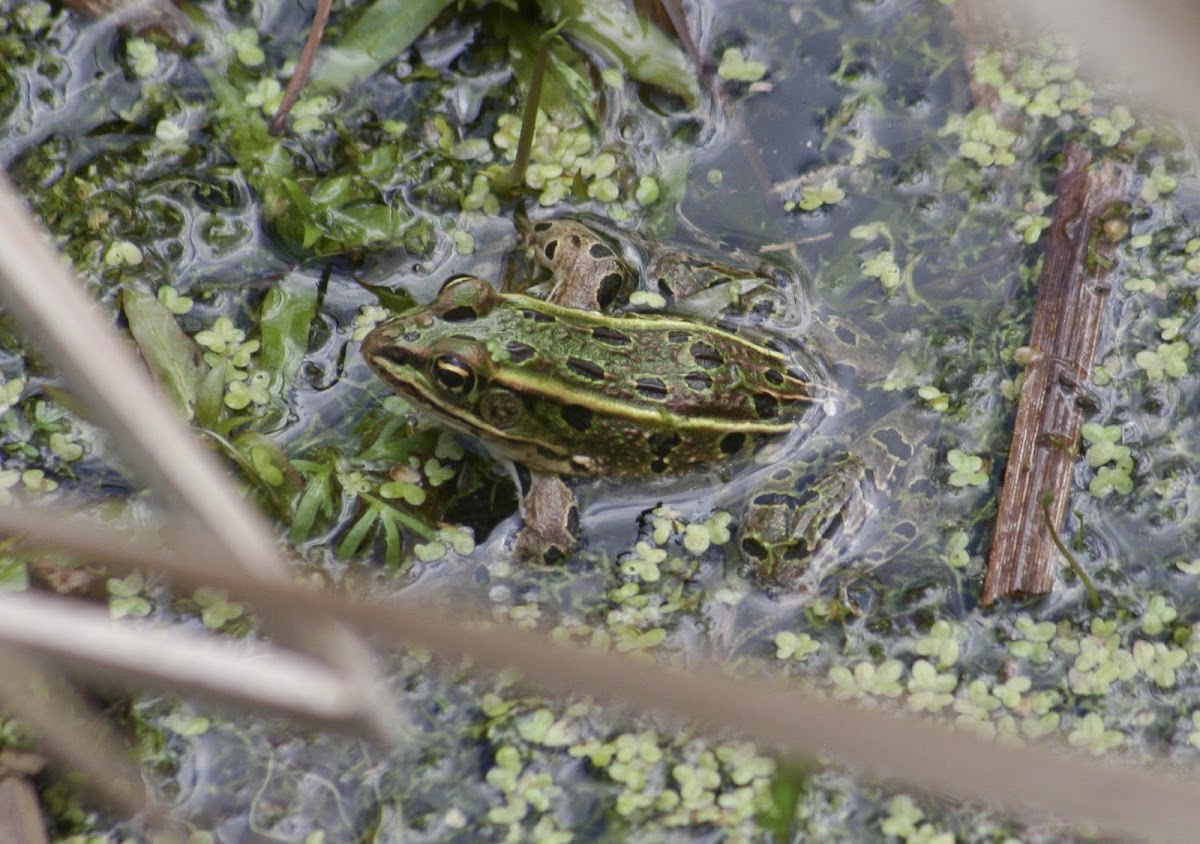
[362,217,931,585]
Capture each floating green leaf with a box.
[259,282,318,390]
[310,0,456,90]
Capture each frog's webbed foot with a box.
[511,468,581,564]
[739,457,871,591]
[645,251,805,328]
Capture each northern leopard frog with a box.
[362,216,932,585]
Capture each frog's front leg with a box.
[511,465,581,564]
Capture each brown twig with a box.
[983,142,1130,605]
[269,0,333,136]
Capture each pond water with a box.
[1,0,1198,841]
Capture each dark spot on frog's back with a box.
[534,221,553,233]
[635,377,668,400]
[689,342,723,369]
[567,358,606,380]
[752,491,802,507]
[589,242,614,258]
[754,393,779,419]
[741,536,768,560]
[648,431,681,457]
[765,368,784,385]
[720,432,745,454]
[506,341,535,363]
[521,309,556,323]
[561,404,593,431]
[668,330,691,344]
[592,326,631,346]
[684,372,712,391]
[893,521,918,541]
[543,240,558,261]
[597,273,625,310]
[871,427,913,461]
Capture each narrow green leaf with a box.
[380,509,402,566]
[337,507,380,558]
[311,0,456,90]
[120,287,206,420]
[761,760,809,842]
[259,282,318,389]
[359,492,438,540]
[291,470,333,545]
[195,359,228,430]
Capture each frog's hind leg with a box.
[739,456,872,592]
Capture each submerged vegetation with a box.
[0,0,1198,840]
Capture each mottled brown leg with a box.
[512,470,581,564]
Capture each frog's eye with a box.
[433,354,476,395]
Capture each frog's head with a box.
[361,275,545,451]
[362,274,496,393]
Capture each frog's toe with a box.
[512,509,580,564]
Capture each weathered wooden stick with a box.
[983,142,1130,605]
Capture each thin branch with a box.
[984,143,1130,603]
[0,593,369,725]
[269,0,333,135]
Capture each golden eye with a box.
[433,354,475,395]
